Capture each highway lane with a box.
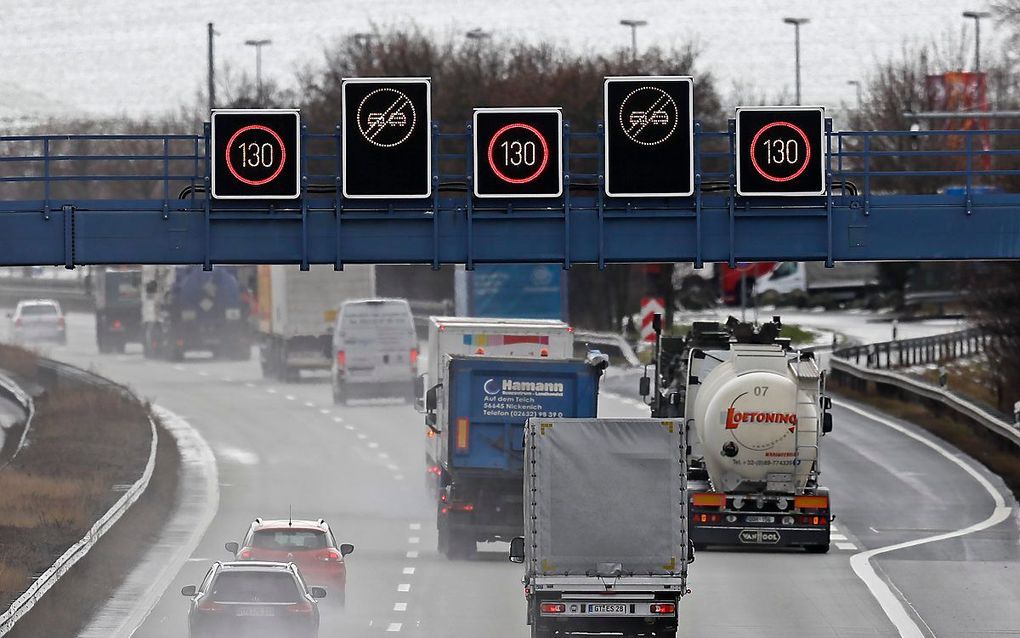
[12,311,1019,637]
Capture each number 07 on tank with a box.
[735,106,826,197]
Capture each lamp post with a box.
[619,19,648,63]
[783,17,810,105]
[244,38,272,106]
[962,10,992,72]
[847,79,863,111]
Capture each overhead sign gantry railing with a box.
[0,76,1018,269]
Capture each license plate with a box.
[588,603,628,614]
[236,606,275,617]
[745,515,775,524]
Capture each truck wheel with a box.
[113,339,125,354]
[449,529,477,560]
[530,625,553,638]
[437,515,451,557]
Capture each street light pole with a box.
[208,23,218,113]
[783,17,810,105]
[244,38,272,106]
[847,79,863,111]
[619,19,648,63]
[963,11,992,73]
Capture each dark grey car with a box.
[181,561,326,638]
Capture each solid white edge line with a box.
[393,602,408,612]
[837,400,1013,638]
[386,622,403,632]
[120,405,220,638]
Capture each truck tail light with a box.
[650,603,675,615]
[692,492,726,509]
[795,495,829,510]
[336,350,346,367]
[58,317,66,328]
[111,319,122,330]
[410,348,418,366]
[694,513,721,524]
[540,603,565,614]
[455,418,470,451]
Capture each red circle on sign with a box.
[225,125,287,186]
[486,123,550,185]
[749,121,812,183]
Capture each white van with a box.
[331,298,418,404]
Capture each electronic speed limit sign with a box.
[736,106,826,196]
[473,108,562,198]
[211,109,300,200]
[604,76,694,197]
[342,77,431,199]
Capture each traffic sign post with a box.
[736,106,825,196]
[473,108,562,198]
[211,109,300,200]
[604,76,694,197]
[341,77,432,199]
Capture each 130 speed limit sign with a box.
[211,109,301,200]
[473,108,562,198]
[735,106,825,197]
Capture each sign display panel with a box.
[736,106,826,196]
[604,76,694,197]
[211,109,300,200]
[342,77,432,199]
[473,108,562,198]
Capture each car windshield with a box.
[19,304,58,316]
[210,571,301,603]
[252,529,328,551]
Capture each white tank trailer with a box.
[647,317,833,552]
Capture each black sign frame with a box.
[210,109,301,200]
[341,77,432,199]
[603,76,694,198]
[735,106,826,197]
[472,107,563,199]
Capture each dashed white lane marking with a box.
[831,533,849,541]
[221,377,232,383]
[304,401,315,408]
[839,400,1013,638]
[266,388,277,394]
[386,463,400,472]
[832,524,841,532]
[406,550,419,559]
[408,536,420,544]
[345,425,356,431]
[386,622,403,632]
[173,365,185,372]
[357,433,368,440]
[333,416,344,423]
[285,395,296,401]
[836,542,858,551]
[402,567,416,575]
[319,408,330,415]
[393,603,408,612]
[378,452,389,459]
[368,442,380,449]
[397,584,411,592]
[409,523,421,530]
[198,371,209,377]
[393,474,405,481]
[245,382,255,388]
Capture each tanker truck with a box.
[643,316,833,552]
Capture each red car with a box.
[225,518,354,606]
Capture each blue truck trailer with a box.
[425,355,603,559]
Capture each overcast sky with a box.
[0,0,1001,124]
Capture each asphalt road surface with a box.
[11,312,1019,638]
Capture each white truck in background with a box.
[755,261,879,304]
[256,265,375,380]
[510,417,690,638]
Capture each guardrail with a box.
[829,356,1019,452]
[0,358,156,636]
[0,276,91,312]
[833,327,987,369]
[0,371,35,470]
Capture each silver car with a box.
[9,299,66,345]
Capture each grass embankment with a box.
[0,347,152,613]
[910,356,1001,412]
